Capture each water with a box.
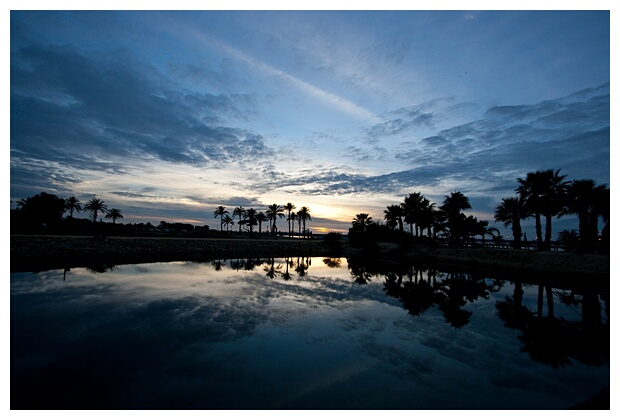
[10,256,609,409]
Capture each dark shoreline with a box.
[10,235,610,288]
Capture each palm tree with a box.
[383,207,398,230]
[540,169,569,250]
[439,192,471,244]
[245,208,257,235]
[64,196,82,219]
[222,214,234,232]
[83,197,108,223]
[233,206,246,232]
[352,213,373,233]
[561,179,608,253]
[213,206,228,231]
[517,171,552,250]
[266,204,285,235]
[296,210,303,235]
[495,196,529,249]
[418,198,437,237]
[288,212,298,237]
[403,192,424,236]
[557,229,579,252]
[298,206,311,238]
[256,212,268,235]
[284,202,296,237]
[105,208,123,224]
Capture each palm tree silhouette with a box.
[245,208,257,235]
[83,197,108,223]
[561,179,608,253]
[517,171,555,250]
[288,212,298,237]
[352,213,373,233]
[418,198,437,237]
[64,196,82,219]
[403,192,424,236]
[439,192,471,244]
[233,206,246,232]
[284,202,296,237]
[213,206,228,231]
[256,212,268,235]
[383,205,400,230]
[495,196,529,249]
[222,214,233,232]
[266,204,285,235]
[298,206,311,237]
[105,208,123,224]
[540,169,569,250]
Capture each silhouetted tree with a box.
[256,212,268,235]
[266,204,285,235]
[284,202,296,237]
[213,206,228,231]
[245,208,258,235]
[105,208,123,224]
[403,192,424,236]
[83,197,108,223]
[561,179,609,253]
[298,206,312,237]
[439,192,471,244]
[222,214,233,232]
[495,196,529,249]
[233,206,246,232]
[352,213,373,233]
[64,196,82,219]
[540,169,569,250]
[15,192,66,228]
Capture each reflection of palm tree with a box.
[83,197,108,223]
[495,196,528,249]
[284,202,296,237]
[213,206,228,231]
[295,256,309,277]
[322,257,341,268]
[264,257,282,279]
[64,196,82,219]
[105,208,123,224]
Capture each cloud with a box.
[10,44,274,175]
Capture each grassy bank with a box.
[10,235,610,284]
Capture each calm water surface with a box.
[11,256,609,409]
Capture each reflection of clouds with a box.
[11,260,609,409]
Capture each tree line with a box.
[351,169,609,254]
[213,203,312,237]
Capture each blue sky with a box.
[8,4,613,238]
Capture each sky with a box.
[8,2,614,238]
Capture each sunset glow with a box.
[9,4,611,239]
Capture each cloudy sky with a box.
[9,4,612,236]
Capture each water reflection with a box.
[11,255,609,409]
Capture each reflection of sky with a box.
[10,258,609,409]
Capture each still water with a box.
[11,256,609,409]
